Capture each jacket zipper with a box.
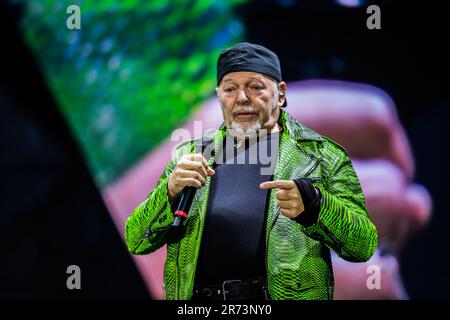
[131,201,168,253]
[319,221,359,261]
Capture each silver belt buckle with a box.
[222,279,241,300]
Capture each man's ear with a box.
[278,82,287,106]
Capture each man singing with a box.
[125,42,378,300]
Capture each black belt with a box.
[193,276,269,300]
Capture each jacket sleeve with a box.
[296,146,378,262]
[124,159,177,255]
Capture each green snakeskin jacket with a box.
[125,110,378,300]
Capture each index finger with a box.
[259,180,295,190]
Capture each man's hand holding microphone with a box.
[168,154,215,229]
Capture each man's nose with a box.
[236,89,249,105]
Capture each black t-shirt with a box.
[195,132,280,284]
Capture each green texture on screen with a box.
[19,0,246,186]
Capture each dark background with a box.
[236,0,450,299]
[0,4,149,299]
[1,1,449,299]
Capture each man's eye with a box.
[250,85,264,90]
[224,88,235,93]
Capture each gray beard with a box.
[229,120,262,139]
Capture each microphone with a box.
[171,138,214,230]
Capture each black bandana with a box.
[217,42,282,85]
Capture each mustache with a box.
[232,105,258,116]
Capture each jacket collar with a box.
[279,109,324,142]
